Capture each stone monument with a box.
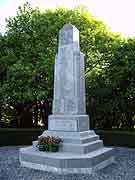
[19,24,114,174]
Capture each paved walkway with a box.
[0,146,135,180]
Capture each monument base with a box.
[20,146,114,174]
[19,130,114,174]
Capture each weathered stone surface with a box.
[52,24,85,116]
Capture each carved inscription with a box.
[49,120,77,131]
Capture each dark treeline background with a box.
[0,3,134,130]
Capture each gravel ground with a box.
[0,146,135,180]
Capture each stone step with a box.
[60,140,103,154]
[20,146,114,174]
[33,138,102,154]
[62,134,99,144]
[41,130,95,139]
[81,135,99,143]
[33,134,99,148]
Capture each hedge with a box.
[0,128,135,148]
[96,130,135,148]
[0,128,44,146]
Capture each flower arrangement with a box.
[37,136,62,152]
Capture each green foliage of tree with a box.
[87,36,135,130]
[0,2,134,129]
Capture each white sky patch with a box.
[0,0,135,37]
[0,0,20,33]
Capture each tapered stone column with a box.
[19,24,114,174]
[48,24,89,132]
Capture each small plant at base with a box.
[37,136,62,152]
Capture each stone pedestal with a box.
[19,24,114,174]
[48,115,89,131]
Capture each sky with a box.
[0,0,135,37]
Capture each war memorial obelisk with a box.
[20,24,114,174]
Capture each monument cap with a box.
[59,24,79,46]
